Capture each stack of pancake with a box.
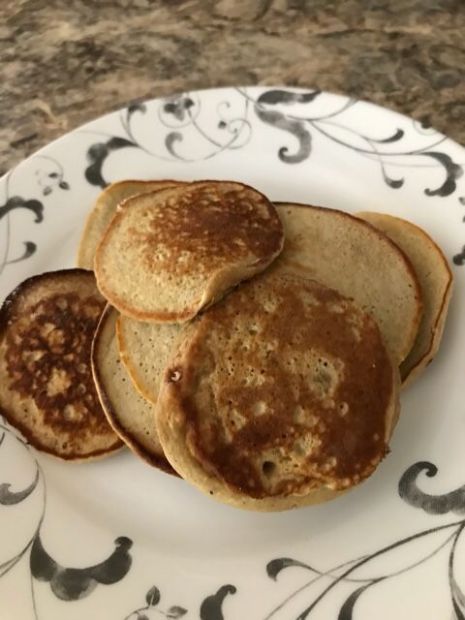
[0,180,453,511]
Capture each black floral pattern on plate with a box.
[30,535,133,601]
[85,136,137,189]
[0,422,133,617]
[0,154,71,276]
[249,88,463,198]
[82,87,464,263]
[2,401,465,617]
[82,87,464,198]
[123,583,236,620]
[163,96,195,122]
[259,462,465,619]
[0,175,42,277]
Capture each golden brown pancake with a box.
[94,181,284,323]
[273,203,423,364]
[0,269,122,460]
[156,271,400,511]
[92,305,176,474]
[116,314,181,405]
[358,211,453,387]
[77,179,184,269]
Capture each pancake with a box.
[91,305,176,473]
[273,203,423,364]
[116,314,181,405]
[0,269,122,460]
[94,181,284,323]
[77,179,184,269]
[155,271,400,511]
[358,211,453,387]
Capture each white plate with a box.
[1,86,464,620]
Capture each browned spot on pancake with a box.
[168,274,394,499]
[94,182,284,323]
[133,185,282,275]
[5,292,108,436]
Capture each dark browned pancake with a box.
[0,269,122,460]
[156,271,400,511]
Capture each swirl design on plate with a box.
[0,420,133,618]
[123,583,237,620]
[259,461,465,619]
[30,535,133,602]
[82,87,464,198]
[0,154,70,277]
[81,87,464,264]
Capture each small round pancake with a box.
[94,181,284,323]
[77,179,184,269]
[274,203,423,364]
[358,211,453,387]
[116,314,181,405]
[91,306,176,474]
[0,269,122,460]
[156,272,400,511]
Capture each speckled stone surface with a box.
[2,0,464,174]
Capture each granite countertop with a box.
[2,0,464,174]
